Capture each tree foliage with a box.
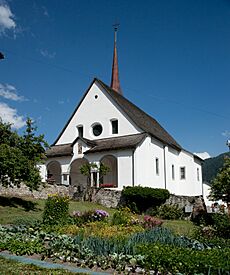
[0,118,49,190]
[209,157,230,211]
[80,162,110,184]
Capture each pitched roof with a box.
[47,133,146,157]
[96,79,182,150]
[46,144,72,157]
[84,133,147,154]
[71,136,96,147]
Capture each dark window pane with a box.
[112,120,118,134]
[78,126,83,137]
[93,124,103,136]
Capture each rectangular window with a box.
[180,167,186,180]
[156,158,159,175]
[172,165,175,180]
[77,126,83,137]
[111,120,118,134]
[197,168,200,181]
[63,174,68,181]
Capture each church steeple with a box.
[110,24,122,94]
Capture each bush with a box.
[212,213,230,239]
[142,215,163,229]
[72,209,109,225]
[42,194,69,226]
[155,204,184,220]
[111,208,132,226]
[122,186,170,213]
[137,243,230,274]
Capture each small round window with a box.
[92,123,103,136]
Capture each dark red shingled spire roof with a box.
[110,25,122,94]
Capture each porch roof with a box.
[84,133,147,154]
[46,143,72,157]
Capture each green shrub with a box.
[111,208,132,226]
[42,194,69,226]
[156,204,183,220]
[137,243,230,274]
[212,213,230,239]
[122,186,170,213]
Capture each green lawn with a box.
[0,195,114,225]
[0,195,195,236]
[163,219,196,237]
[0,256,88,274]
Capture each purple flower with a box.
[95,209,109,217]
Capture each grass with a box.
[0,195,114,225]
[0,256,88,274]
[0,195,195,236]
[163,219,196,237]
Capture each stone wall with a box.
[91,188,123,208]
[90,189,201,210]
[165,194,197,209]
[0,183,69,199]
[0,184,203,212]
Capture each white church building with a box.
[40,29,203,198]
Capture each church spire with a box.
[110,24,122,94]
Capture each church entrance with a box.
[100,155,118,187]
[69,158,88,200]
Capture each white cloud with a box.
[0,102,26,129]
[0,3,16,35]
[42,6,49,17]
[40,49,56,59]
[194,152,211,160]
[222,130,230,138]
[0,83,26,101]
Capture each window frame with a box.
[197,167,200,181]
[155,157,159,176]
[92,123,103,137]
[172,164,175,180]
[180,166,186,180]
[111,119,118,134]
[77,125,83,138]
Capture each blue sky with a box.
[0,0,230,157]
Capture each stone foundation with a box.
[91,188,123,208]
[0,183,69,200]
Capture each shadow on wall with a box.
[0,196,38,212]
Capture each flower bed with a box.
[0,224,229,274]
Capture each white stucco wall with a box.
[85,149,133,190]
[134,136,165,188]
[166,148,203,196]
[56,83,141,145]
[132,135,202,196]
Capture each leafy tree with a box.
[209,157,230,214]
[0,118,49,190]
[80,162,110,185]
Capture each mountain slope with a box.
[202,151,230,183]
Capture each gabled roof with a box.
[53,78,181,150]
[71,136,96,147]
[96,79,182,150]
[84,133,147,154]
